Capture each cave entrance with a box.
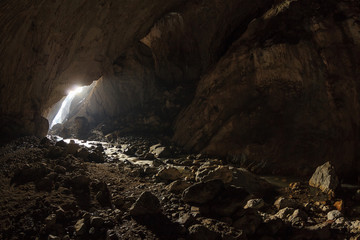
[47,81,97,132]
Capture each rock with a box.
[96,191,112,207]
[129,191,161,216]
[47,146,64,159]
[275,207,296,220]
[327,210,343,220]
[156,167,182,181]
[71,175,90,193]
[177,213,196,227]
[233,209,262,235]
[333,200,343,212]
[274,197,299,210]
[167,180,192,194]
[149,144,172,158]
[288,209,308,225]
[182,179,224,204]
[55,140,67,148]
[199,166,233,183]
[188,224,220,240]
[230,168,274,197]
[45,214,57,229]
[74,218,88,236]
[54,165,66,174]
[88,151,104,163]
[309,161,339,196]
[35,177,53,192]
[48,235,61,240]
[305,221,332,240]
[76,148,89,160]
[66,142,80,155]
[11,164,49,185]
[90,216,104,228]
[206,185,249,217]
[244,198,265,209]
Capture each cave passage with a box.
[47,81,97,131]
[50,86,86,128]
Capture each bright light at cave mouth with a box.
[50,85,86,128]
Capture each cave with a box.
[1,0,360,239]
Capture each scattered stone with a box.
[76,147,89,160]
[327,210,343,220]
[177,213,196,227]
[55,140,67,148]
[66,141,80,155]
[333,200,343,212]
[275,207,296,220]
[74,218,87,236]
[244,198,265,209]
[167,180,192,194]
[288,209,308,225]
[90,216,104,228]
[88,151,104,163]
[45,214,57,229]
[129,191,161,216]
[54,165,66,174]
[206,185,249,217]
[149,144,172,158]
[274,197,299,210]
[309,161,339,196]
[199,166,233,183]
[182,179,224,204]
[188,224,220,240]
[11,164,49,185]
[233,209,262,235]
[156,167,181,181]
[48,235,61,240]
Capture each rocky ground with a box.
[1,135,360,240]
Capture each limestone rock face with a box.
[173,0,360,176]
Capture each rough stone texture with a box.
[309,161,339,195]
[182,179,224,204]
[173,0,360,177]
[1,0,360,179]
[129,191,161,216]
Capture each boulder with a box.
[244,198,265,209]
[274,197,299,210]
[199,166,233,183]
[167,180,192,194]
[156,167,182,181]
[309,162,339,196]
[188,224,220,240]
[149,144,172,158]
[182,179,224,204]
[129,191,161,216]
[327,210,342,221]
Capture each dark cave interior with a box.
[1,0,360,239]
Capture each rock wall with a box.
[173,0,360,177]
[1,0,360,177]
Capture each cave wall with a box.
[173,0,360,176]
[1,0,360,177]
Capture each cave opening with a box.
[47,81,97,135]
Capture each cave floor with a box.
[0,136,360,240]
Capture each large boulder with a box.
[130,191,161,216]
[182,179,224,204]
[309,161,339,196]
